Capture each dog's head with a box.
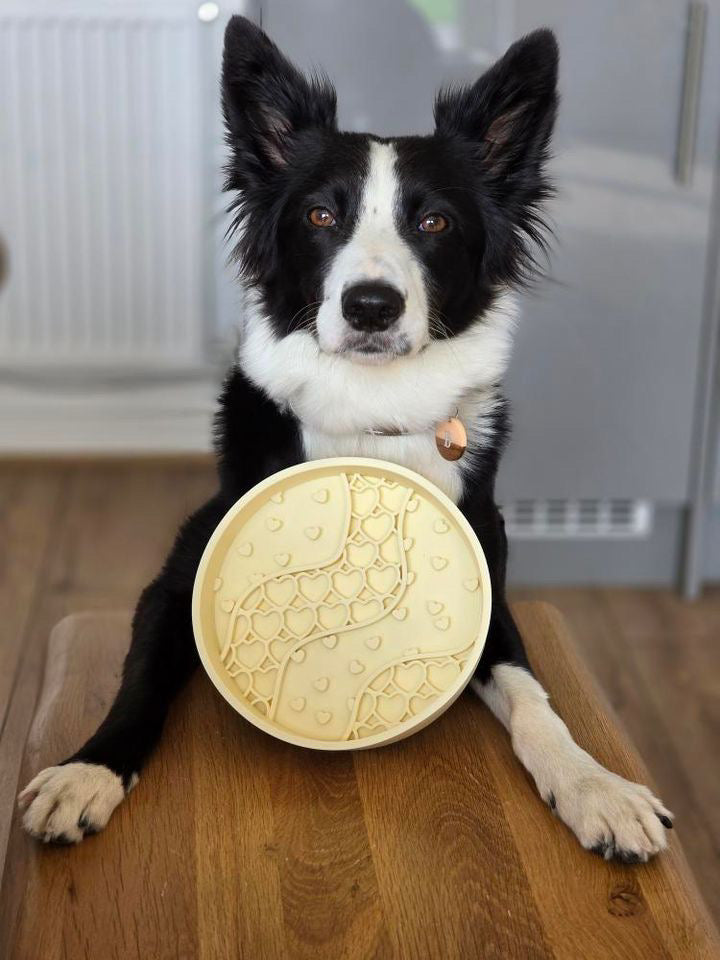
[223,16,558,366]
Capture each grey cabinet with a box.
[260,0,720,505]
[502,1,719,502]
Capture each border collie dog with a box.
[20,17,673,860]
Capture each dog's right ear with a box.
[222,16,337,186]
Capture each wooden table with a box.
[1,603,718,960]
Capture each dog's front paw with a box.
[550,766,674,863]
[18,762,132,844]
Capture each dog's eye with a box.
[418,213,449,234]
[307,207,336,228]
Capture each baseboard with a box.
[0,380,217,454]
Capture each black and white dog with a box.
[20,17,673,861]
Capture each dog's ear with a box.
[434,29,558,181]
[222,16,337,183]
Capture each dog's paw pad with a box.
[18,762,130,844]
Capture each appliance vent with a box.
[502,499,653,540]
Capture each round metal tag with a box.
[435,417,467,461]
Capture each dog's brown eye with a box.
[418,213,448,234]
[308,207,336,228]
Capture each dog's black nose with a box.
[341,282,405,332]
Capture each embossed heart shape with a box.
[290,648,306,663]
[433,518,449,534]
[265,578,295,607]
[270,638,290,661]
[361,513,392,542]
[431,556,448,571]
[318,602,347,630]
[298,572,329,603]
[405,497,419,512]
[346,541,375,568]
[322,634,338,649]
[395,662,424,693]
[392,607,408,621]
[274,553,291,567]
[428,661,460,691]
[290,697,305,712]
[270,492,284,504]
[313,676,329,692]
[304,526,322,541]
[366,566,398,594]
[463,578,479,592]
[251,610,281,641]
[379,484,405,512]
[426,600,444,615]
[364,635,382,650]
[316,711,332,725]
[349,659,365,674]
[435,616,451,631]
[236,541,253,557]
[376,693,406,724]
[234,640,265,670]
[265,517,283,532]
[352,487,377,517]
[312,488,329,503]
[350,598,382,623]
[284,607,314,637]
[332,569,363,599]
[220,598,234,613]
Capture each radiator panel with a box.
[0,3,206,366]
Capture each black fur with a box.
[65,19,557,791]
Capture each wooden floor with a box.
[1,460,719,927]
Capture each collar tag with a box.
[435,417,467,461]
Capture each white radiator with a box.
[0,1,211,368]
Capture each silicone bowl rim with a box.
[192,457,492,751]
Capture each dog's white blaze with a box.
[315,141,428,357]
[472,666,672,858]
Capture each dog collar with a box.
[365,414,467,462]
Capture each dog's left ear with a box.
[434,29,558,181]
[222,16,337,185]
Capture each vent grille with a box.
[502,500,653,540]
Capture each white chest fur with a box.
[301,428,465,501]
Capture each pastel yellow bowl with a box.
[192,458,491,750]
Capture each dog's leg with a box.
[467,499,673,861]
[18,496,228,844]
[472,625,673,861]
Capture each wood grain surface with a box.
[1,603,718,960]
